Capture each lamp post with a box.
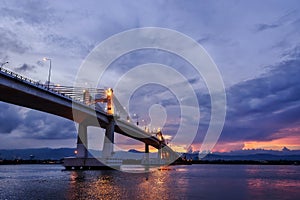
[43,57,51,89]
[141,119,147,131]
[133,113,139,126]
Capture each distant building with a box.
[181,152,199,161]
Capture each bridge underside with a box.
[0,84,74,120]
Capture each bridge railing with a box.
[0,67,111,116]
[0,66,84,103]
[0,67,37,85]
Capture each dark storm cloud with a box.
[14,63,36,73]
[187,45,300,145]
[18,110,77,140]
[0,103,22,134]
[218,46,300,142]
[0,103,76,140]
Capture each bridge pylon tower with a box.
[83,88,114,115]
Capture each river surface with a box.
[0,164,300,200]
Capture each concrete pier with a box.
[76,123,88,158]
[103,119,115,159]
[63,119,122,170]
[145,144,150,164]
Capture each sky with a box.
[0,0,300,152]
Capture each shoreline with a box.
[1,159,299,166]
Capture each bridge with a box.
[0,66,178,169]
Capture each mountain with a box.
[0,148,75,160]
[128,149,143,153]
[184,147,300,161]
[0,148,152,160]
[215,147,300,156]
[202,153,300,161]
[2,147,300,161]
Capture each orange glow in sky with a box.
[243,136,300,150]
[116,137,300,153]
[115,126,300,153]
[116,143,190,153]
[243,127,300,150]
[115,144,158,153]
[168,145,189,153]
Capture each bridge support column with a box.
[158,145,162,160]
[145,144,149,163]
[103,119,115,159]
[76,123,88,158]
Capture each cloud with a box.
[0,103,76,140]
[0,0,93,59]
[17,110,77,140]
[0,27,30,55]
[218,45,300,143]
[0,0,55,25]
[14,63,36,73]
[254,9,298,32]
[281,45,300,59]
[255,23,279,32]
[183,44,300,150]
[43,34,93,57]
[197,35,211,44]
[0,103,23,134]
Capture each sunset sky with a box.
[0,0,300,152]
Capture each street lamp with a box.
[133,113,139,126]
[141,119,148,131]
[43,57,52,89]
[0,61,9,68]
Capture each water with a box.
[0,164,300,200]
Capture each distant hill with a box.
[2,147,300,161]
[182,147,300,161]
[128,149,143,153]
[0,148,149,160]
[215,147,300,156]
[203,147,300,161]
[0,148,75,160]
[202,153,300,161]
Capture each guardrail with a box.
[0,66,111,116]
[1,67,142,123]
[0,66,79,102]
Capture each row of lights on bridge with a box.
[122,109,163,134]
[2,59,164,139]
[1,58,52,89]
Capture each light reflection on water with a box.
[65,165,186,200]
[0,164,300,199]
